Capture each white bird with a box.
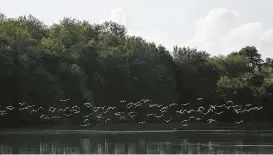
[181,124,188,127]
[209,104,216,110]
[80,123,90,127]
[181,102,190,106]
[125,105,133,109]
[164,119,172,123]
[207,119,216,123]
[216,104,225,108]
[49,107,57,113]
[120,100,126,103]
[51,116,61,119]
[196,98,203,101]
[129,114,136,119]
[72,106,80,110]
[6,106,15,111]
[226,101,233,104]
[18,102,26,106]
[234,120,243,124]
[119,116,126,120]
[30,109,37,114]
[40,115,47,119]
[245,104,252,107]
[0,110,7,116]
[105,119,111,123]
[197,106,205,111]
[215,111,224,115]
[38,107,44,111]
[234,109,243,114]
[146,113,155,117]
[187,109,195,114]
[154,115,163,119]
[224,105,232,109]
[128,112,137,115]
[176,109,186,114]
[195,117,201,121]
[169,103,178,107]
[138,121,146,124]
[60,98,70,102]
[257,106,263,110]
[188,116,195,121]
[84,103,93,108]
[63,113,73,117]
[160,106,168,111]
[83,119,90,123]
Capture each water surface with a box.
[1,130,273,154]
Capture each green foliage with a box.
[1,13,273,126]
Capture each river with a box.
[1,130,273,154]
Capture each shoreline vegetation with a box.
[0,13,273,130]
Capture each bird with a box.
[181,102,190,106]
[169,103,178,107]
[226,101,233,105]
[119,116,126,120]
[105,119,111,123]
[83,119,90,123]
[125,105,133,109]
[80,123,90,127]
[38,107,44,111]
[209,104,216,110]
[207,119,216,123]
[196,98,203,101]
[6,106,15,111]
[40,115,47,119]
[181,124,188,127]
[176,109,186,114]
[49,107,57,113]
[215,111,224,115]
[197,106,205,111]
[187,109,195,114]
[188,116,195,121]
[18,102,26,106]
[146,113,155,117]
[160,106,168,111]
[84,103,92,108]
[245,104,252,107]
[154,115,163,119]
[120,100,126,103]
[234,120,243,125]
[128,112,137,115]
[138,121,146,124]
[0,110,7,116]
[83,113,93,119]
[234,109,243,114]
[60,98,70,102]
[30,109,37,114]
[72,106,80,111]
[195,117,201,121]
[164,119,173,123]
[51,116,61,119]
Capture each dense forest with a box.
[0,13,273,129]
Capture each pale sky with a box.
[1,0,273,58]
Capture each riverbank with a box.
[1,122,273,134]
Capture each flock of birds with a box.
[0,98,264,129]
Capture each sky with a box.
[1,0,273,58]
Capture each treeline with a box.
[0,13,273,124]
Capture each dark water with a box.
[1,130,273,154]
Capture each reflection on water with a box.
[1,131,273,154]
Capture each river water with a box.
[1,130,273,154]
